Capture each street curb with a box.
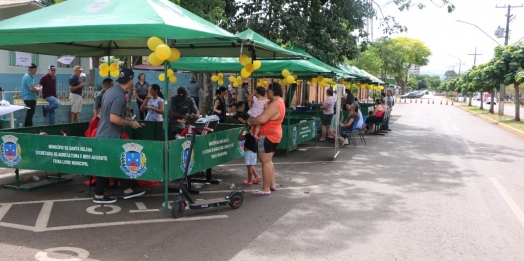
[0,170,48,187]
[457,105,524,138]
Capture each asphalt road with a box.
[1,96,524,260]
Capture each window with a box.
[9,51,38,67]
[57,57,81,68]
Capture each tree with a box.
[373,36,431,94]
[349,46,383,76]
[226,0,374,66]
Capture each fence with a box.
[10,84,180,105]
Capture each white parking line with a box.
[35,201,53,232]
[490,177,524,228]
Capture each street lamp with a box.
[456,20,500,45]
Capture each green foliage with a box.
[406,77,418,90]
[225,0,374,66]
[349,46,383,76]
[177,0,227,25]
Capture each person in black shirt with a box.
[168,87,199,139]
[213,87,227,123]
[231,101,250,124]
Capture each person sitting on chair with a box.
[230,101,250,124]
[364,99,385,133]
[168,87,200,140]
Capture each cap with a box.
[48,65,56,70]
[73,65,83,71]
[28,63,37,69]
[116,68,134,84]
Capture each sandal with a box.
[252,178,261,184]
[270,187,278,191]
[241,180,253,186]
[317,139,326,142]
[252,190,271,196]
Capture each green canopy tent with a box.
[0,0,305,59]
[285,46,351,79]
[337,64,368,81]
[0,0,305,211]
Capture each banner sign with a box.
[0,133,164,181]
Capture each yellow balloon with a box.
[99,63,109,73]
[236,76,242,82]
[241,55,251,66]
[233,82,239,88]
[281,78,287,85]
[292,74,298,80]
[317,75,324,82]
[166,69,174,77]
[99,70,108,77]
[109,63,119,72]
[286,75,295,84]
[158,74,165,82]
[253,60,262,70]
[167,48,181,62]
[311,78,318,84]
[323,78,330,83]
[169,75,177,83]
[228,76,236,83]
[218,72,224,78]
[149,53,163,66]
[282,69,291,78]
[147,37,164,52]
[110,70,119,78]
[307,81,311,85]
[211,75,218,81]
[218,80,224,86]
[245,64,255,73]
[241,68,251,78]
[155,44,171,60]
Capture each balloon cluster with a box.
[257,78,268,87]
[158,69,177,83]
[228,75,244,88]
[359,83,384,91]
[239,55,261,78]
[279,70,298,85]
[211,73,224,86]
[307,75,336,87]
[338,79,358,91]
[98,62,120,78]
[147,36,181,66]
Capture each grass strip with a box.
[460,105,524,132]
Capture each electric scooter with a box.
[171,120,244,218]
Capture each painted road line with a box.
[461,137,476,153]
[0,222,37,231]
[129,202,160,213]
[34,201,53,232]
[453,124,459,131]
[489,177,524,228]
[218,161,346,167]
[44,215,228,232]
[0,204,12,222]
[0,185,320,206]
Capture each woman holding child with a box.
[247,83,285,196]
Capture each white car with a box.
[485,97,497,105]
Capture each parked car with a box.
[424,90,429,95]
[485,97,497,105]
[473,94,481,101]
[401,92,419,99]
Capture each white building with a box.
[408,64,421,75]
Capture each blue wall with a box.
[0,73,85,91]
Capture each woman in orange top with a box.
[247,82,285,196]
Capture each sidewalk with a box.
[0,168,48,186]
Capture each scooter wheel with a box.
[229,192,243,209]
[171,196,185,218]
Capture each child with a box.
[238,125,261,186]
[247,87,268,139]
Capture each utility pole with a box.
[495,4,523,116]
[468,47,483,65]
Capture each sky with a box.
[371,0,524,77]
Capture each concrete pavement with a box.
[1,96,524,260]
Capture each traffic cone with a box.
[446,100,448,105]
[452,101,454,105]
[427,99,430,104]
[404,99,406,103]
[440,100,442,105]
[410,99,412,103]
[415,99,417,103]
[432,100,434,104]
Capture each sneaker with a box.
[123,190,145,200]
[42,106,48,117]
[93,195,116,204]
